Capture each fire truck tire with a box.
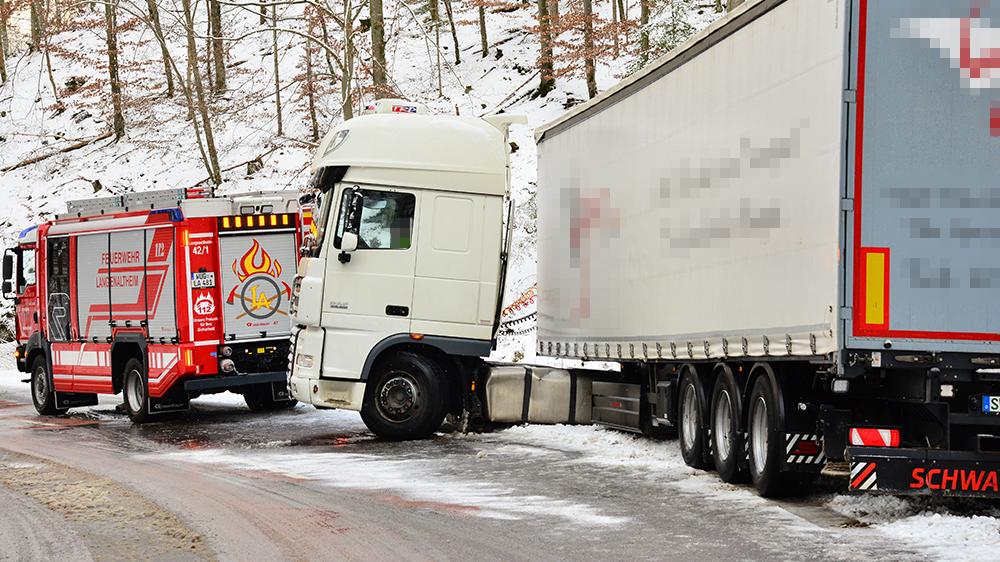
[30,356,62,415]
[747,375,808,497]
[360,351,447,441]
[678,369,708,469]
[710,374,748,484]
[243,385,297,411]
[123,358,152,424]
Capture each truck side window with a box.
[19,248,36,292]
[335,189,415,250]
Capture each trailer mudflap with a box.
[847,447,1000,498]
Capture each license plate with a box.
[192,271,216,288]
[982,396,1000,414]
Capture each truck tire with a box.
[361,351,447,441]
[747,375,803,497]
[678,370,708,469]
[243,384,297,411]
[122,358,152,424]
[711,374,748,483]
[30,356,62,416]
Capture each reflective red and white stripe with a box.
[849,428,900,448]
[850,461,878,491]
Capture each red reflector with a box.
[849,427,900,447]
[610,401,622,408]
[791,440,820,456]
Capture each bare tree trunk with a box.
[536,0,554,97]
[726,0,745,10]
[478,4,488,58]
[204,0,213,91]
[0,0,7,84]
[145,0,174,96]
[639,0,649,65]
[341,0,353,120]
[370,0,387,97]
[547,0,559,29]
[271,4,282,135]
[304,38,318,142]
[259,1,266,24]
[714,0,723,12]
[210,0,225,93]
[582,0,597,99]
[181,0,222,184]
[611,0,619,58]
[443,0,459,65]
[104,0,125,139]
[429,0,441,95]
[29,0,41,51]
[318,16,338,85]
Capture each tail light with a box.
[849,427,900,448]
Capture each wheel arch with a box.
[110,334,147,395]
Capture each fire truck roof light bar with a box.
[218,213,294,232]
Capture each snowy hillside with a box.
[0,0,722,353]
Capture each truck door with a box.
[847,1,1000,352]
[320,186,417,378]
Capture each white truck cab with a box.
[289,100,521,439]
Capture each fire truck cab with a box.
[2,188,307,422]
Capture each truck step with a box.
[821,461,850,479]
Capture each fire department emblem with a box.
[194,293,216,316]
[227,240,291,320]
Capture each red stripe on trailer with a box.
[850,427,900,448]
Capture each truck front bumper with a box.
[289,372,365,411]
[847,446,1000,497]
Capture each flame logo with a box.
[233,239,282,282]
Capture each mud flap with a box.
[54,392,98,409]
[783,433,826,473]
[847,446,1000,497]
[148,385,190,415]
[271,381,292,402]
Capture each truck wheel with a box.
[244,385,298,411]
[361,351,447,441]
[30,356,62,416]
[710,374,748,483]
[747,375,799,497]
[122,358,152,424]
[678,370,707,469]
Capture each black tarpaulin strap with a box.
[521,367,533,423]
[568,370,578,424]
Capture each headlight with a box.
[295,353,314,368]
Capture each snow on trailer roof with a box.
[311,112,509,197]
[535,0,766,143]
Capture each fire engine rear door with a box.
[218,229,297,341]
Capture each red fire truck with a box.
[2,188,308,422]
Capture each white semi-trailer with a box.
[291,1,1000,498]
[536,0,1000,497]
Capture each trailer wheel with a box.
[710,374,747,483]
[747,375,804,497]
[361,351,447,441]
[243,385,297,411]
[30,356,62,416]
[122,358,152,424]
[678,370,707,469]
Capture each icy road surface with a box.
[1,370,998,561]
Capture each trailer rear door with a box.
[848,0,1000,352]
[218,220,297,341]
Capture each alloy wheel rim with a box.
[751,396,769,475]
[714,390,733,462]
[33,366,47,405]
[377,372,420,423]
[126,369,144,412]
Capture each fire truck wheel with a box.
[678,369,708,469]
[360,351,447,441]
[243,385,297,411]
[123,358,152,424]
[30,356,62,415]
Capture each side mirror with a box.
[2,252,13,282]
[341,232,359,253]
[338,188,364,264]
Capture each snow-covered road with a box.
[1,369,997,560]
